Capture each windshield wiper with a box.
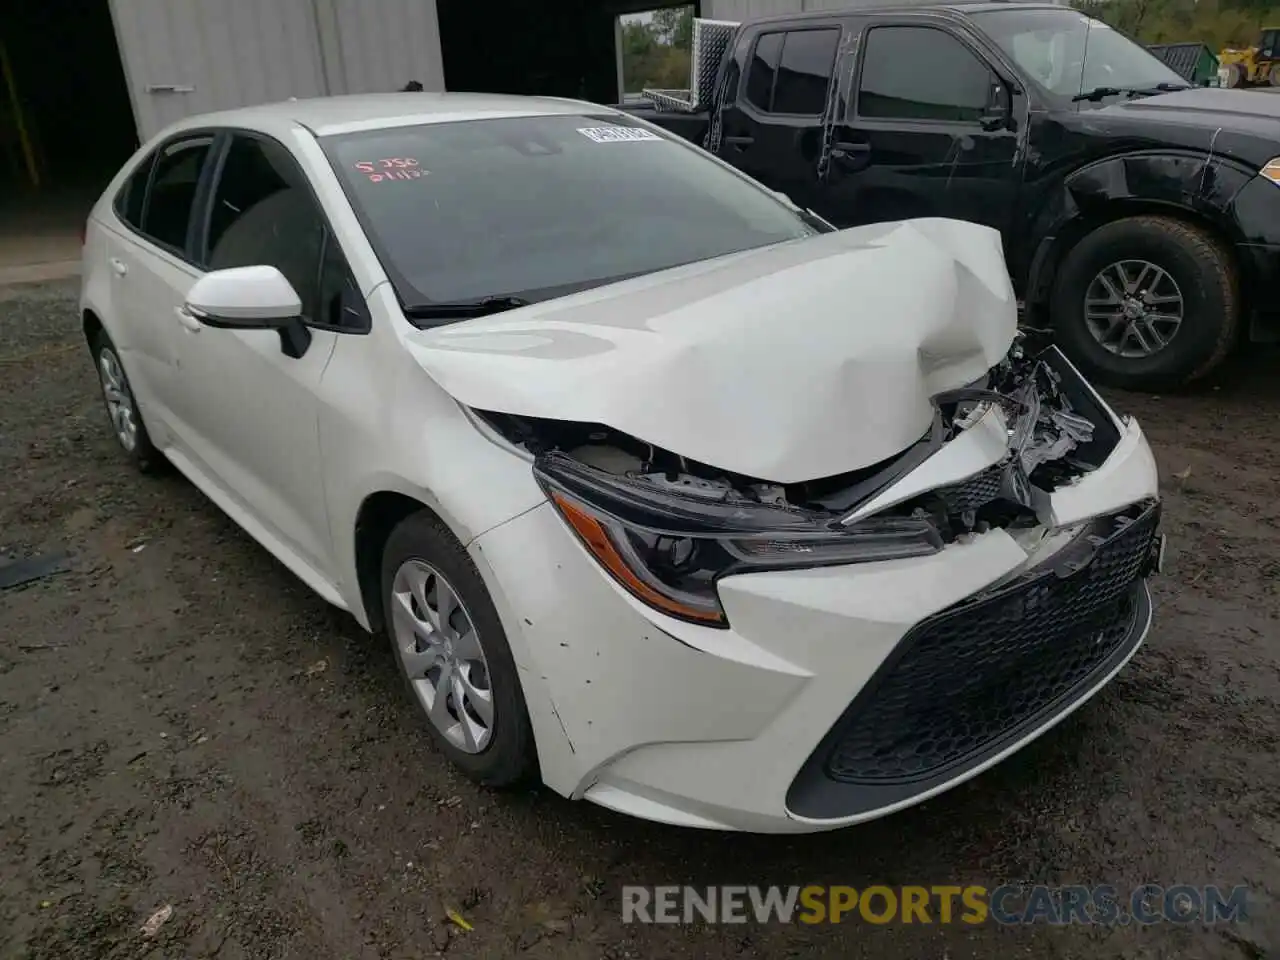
[402,295,532,320]
[1072,82,1190,102]
[1131,82,1193,94]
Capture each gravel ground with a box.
[1,279,1278,960]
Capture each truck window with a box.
[857,26,993,123]
[744,28,840,116]
[745,33,783,110]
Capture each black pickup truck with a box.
[620,3,1280,390]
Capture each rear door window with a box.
[773,29,841,115]
[744,28,840,115]
[138,136,215,253]
[745,32,784,110]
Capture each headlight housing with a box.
[535,452,942,628]
[1260,157,1280,186]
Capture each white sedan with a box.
[80,93,1164,833]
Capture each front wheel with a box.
[1224,62,1245,88]
[380,510,536,787]
[1049,215,1239,391]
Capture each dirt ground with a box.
[1,278,1278,960]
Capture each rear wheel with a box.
[1268,63,1280,86]
[92,331,161,472]
[1050,215,1238,391]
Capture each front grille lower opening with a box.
[823,502,1159,785]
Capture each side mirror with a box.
[183,266,312,358]
[979,79,1015,132]
[185,265,302,328]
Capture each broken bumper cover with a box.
[467,422,1159,833]
[464,346,1161,832]
[786,499,1160,821]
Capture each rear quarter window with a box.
[113,154,153,230]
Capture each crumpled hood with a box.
[405,218,1017,484]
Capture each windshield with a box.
[972,8,1187,101]
[321,114,819,311]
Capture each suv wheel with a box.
[1050,215,1238,390]
[92,331,161,471]
[380,510,536,787]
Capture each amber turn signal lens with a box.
[550,491,726,626]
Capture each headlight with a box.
[535,452,943,628]
[1261,158,1280,186]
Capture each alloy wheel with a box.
[1083,259,1184,359]
[390,559,494,753]
[98,348,139,451]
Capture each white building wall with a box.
[703,0,802,18]
[109,0,445,141]
[313,0,446,96]
[109,0,328,139]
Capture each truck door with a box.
[715,23,843,214]
[824,20,1021,236]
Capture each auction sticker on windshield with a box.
[577,126,663,143]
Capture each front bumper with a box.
[468,416,1161,834]
[787,500,1159,821]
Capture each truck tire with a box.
[1224,62,1245,88]
[1049,215,1238,391]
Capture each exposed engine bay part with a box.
[471,342,1123,628]
[474,341,1122,545]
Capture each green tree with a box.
[621,6,694,93]
[1072,0,1278,49]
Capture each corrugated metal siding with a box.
[315,0,445,95]
[704,0,802,20]
[109,0,445,141]
[109,0,328,139]
[705,0,1067,14]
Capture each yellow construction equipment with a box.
[1219,27,1280,87]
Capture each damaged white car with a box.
[81,93,1164,832]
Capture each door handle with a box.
[831,140,872,172]
[108,257,128,277]
[175,305,203,333]
[723,135,754,148]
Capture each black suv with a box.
[622,4,1280,390]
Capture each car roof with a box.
[749,1,1069,24]
[157,92,615,141]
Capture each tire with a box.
[380,510,536,787]
[1269,63,1280,86]
[91,330,162,472]
[1049,215,1238,391]
[1225,63,1245,88]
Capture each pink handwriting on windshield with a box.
[353,158,428,183]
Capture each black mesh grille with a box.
[935,465,1004,516]
[824,502,1159,784]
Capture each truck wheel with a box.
[1050,215,1238,391]
[1225,63,1245,88]
[1269,63,1280,86]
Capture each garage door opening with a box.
[0,0,137,269]
[619,5,694,98]
[437,0,700,106]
